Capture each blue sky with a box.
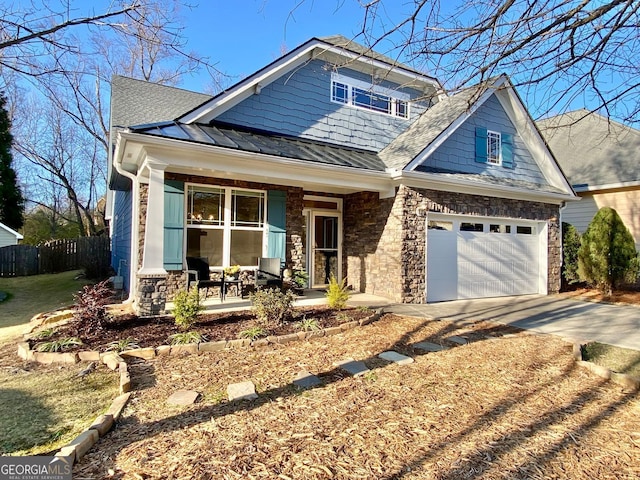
[178,0,413,92]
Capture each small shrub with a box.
[325,275,350,310]
[291,269,309,289]
[172,286,203,331]
[239,326,267,340]
[561,222,582,287]
[250,288,296,328]
[296,316,320,332]
[31,328,56,340]
[168,331,206,345]
[106,338,140,352]
[356,306,371,313]
[335,311,352,323]
[577,207,639,294]
[36,337,83,352]
[73,279,113,333]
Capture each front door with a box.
[303,197,342,288]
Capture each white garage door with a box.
[426,216,546,302]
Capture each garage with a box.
[426,214,548,302]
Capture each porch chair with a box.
[254,257,283,290]
[185,256,224,300]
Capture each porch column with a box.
[139,162,167,275]
[137,161,168,316]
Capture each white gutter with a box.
[112,131,139,305]
[573,180,640,192]
[394,170,578,204]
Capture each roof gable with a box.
[538,110,640,190]
[179,36,441,125]
[381,75,573,195]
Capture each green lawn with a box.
[0,361,119,455]
[0,270,90,340]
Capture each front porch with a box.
[165,289,394,315]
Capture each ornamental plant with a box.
[577,207,639,295]
[250,288,296,328]
[172,286,203,330]
[325,274,350,310]
[561,222,582,287]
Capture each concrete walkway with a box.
[386,294,640,351]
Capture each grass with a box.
[0,361,119,455]
[0,270,89,340]
[582,342,640,378]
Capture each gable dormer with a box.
[180,36,442,152]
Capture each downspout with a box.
[112,131,140,305]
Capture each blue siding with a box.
[111,190,132,292]
[217,60,430,151]
[424,95,546,184]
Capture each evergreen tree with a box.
[577,207,639,295]
[561,222,581,288]
[0,94,24,230]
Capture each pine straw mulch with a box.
[560,287,640,307]
[29,306,371,353]
[72,314,640,480]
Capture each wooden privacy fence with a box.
[0,236,111,278]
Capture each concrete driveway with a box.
[385,294,640,351]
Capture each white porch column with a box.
[139,161,168,275]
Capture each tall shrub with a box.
[577,207,639,294]
[561,222,582,287]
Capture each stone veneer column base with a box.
[136,274,168,316]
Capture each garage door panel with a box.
[427,219,542,302]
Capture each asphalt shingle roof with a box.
[379,83,488,171]
[111,75,212,129]
[538,110,640,188]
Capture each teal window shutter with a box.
[164,180,184,270]
[267,190,286,264]
[501,133,514,168]
[475,127,488,164]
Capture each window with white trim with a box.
[330,73,410,118]
[186,185,266,268]
[487,130,501,165]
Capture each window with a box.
[475,127,514,168]
[428,220,453,231]
[489,224,511,234]
[487,131,501,165]
[186,185,266,267]
[460,222,484,232]
[330,73,410,118]
[516,225,534,235]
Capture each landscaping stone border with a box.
[571,341,639,392]
[19,309,383,365]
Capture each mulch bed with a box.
[71,313,640,479]
[30,306,372,352]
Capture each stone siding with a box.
[344,185,561,304]
[137,274,167,316]
[344,189,404,302]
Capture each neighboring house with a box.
[0,222,23,247]
[538,110,640,248]
[107,35,576,315]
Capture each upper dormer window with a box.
[475,127,514,169]
[487,130,501,165]
[331,73,409,119]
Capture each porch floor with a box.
[165,289,393,315]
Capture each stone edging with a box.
[18,308,382,366]
[571,342,639,392]
[17,308,383,465]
